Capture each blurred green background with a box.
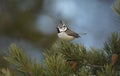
[0,0,58,69]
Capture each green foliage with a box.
[0,0,56,48]
[60,42,86,67]
[104,32,120,65]
[44,53,72,76]
[4,44,44,76]
[0,52,9,69]
[1,32,120,76]
[1,68,16,76]
[77,67,88,76]
[112,0,120,16]
[104,32,120,54]
[5,44,33,74]
[97,65,117,76]
[87,48,108,65]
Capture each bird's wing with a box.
[66,28,80,38]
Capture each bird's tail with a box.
[78,32,87,36]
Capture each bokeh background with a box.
[0,0,119,66]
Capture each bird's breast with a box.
[58,32,75,41]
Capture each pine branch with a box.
[0,68,16,76]
[32,61,44,76]
[87,48,108,65]
[104,32,120,54]
[97,65,117,76]
[43,50,72,76]
[112,0,120,16]
[104,32,120,66]
[60,42,86,64]
[4,44,43,76]
[78,67,88,76]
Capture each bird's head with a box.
[56,20,68,33]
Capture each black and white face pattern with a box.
[57,23,68,33]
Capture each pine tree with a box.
[1,0,120,76]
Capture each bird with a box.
[56,20,81,41]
